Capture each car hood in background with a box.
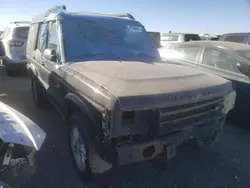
[0,101,46,150]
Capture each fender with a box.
[64,93,97,125]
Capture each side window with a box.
[223,35,246,44]
[46,22,60,62]
[35,23,43,51]
[202,47,242,74]
[172,46,200,62]
[27,23,39,55]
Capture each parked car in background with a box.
[219,33,250,45]
[160,33,201,47]
[27,5,236,183]
[147,31,161,48]
[159,41,250,126]
[0,21,30,72]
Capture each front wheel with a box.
[68,113,93,182]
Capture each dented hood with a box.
[0,102,46,150]
[68,61,233,108]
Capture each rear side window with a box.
[13,27,29,39]
[171,46,200,61]
[161,34,179,42]
[223,35,246,44]
[184,34,201,41]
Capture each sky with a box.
[0,0,250,34]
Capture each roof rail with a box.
[110,13,135,20]
[10,21,30,25]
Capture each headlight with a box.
[222,91,236,114]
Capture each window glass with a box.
[171,46,200,61]
[224,35,246,43]
[46,21,60,61]
[36,24,43,51]
[13,27,29,39]
[62,19,160,62]
[184,34,201,41]
[202,47,242,74]
[27,24,38,54]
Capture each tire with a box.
[68,113,93,182]
[31,78,48,108]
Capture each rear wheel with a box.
[31,78,48,108]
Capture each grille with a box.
[158,96,224,135]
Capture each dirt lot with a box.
[1,75,250,188]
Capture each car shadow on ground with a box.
[1,76,250,188]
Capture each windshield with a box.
[12,27,29,39]
[62,19,161,62]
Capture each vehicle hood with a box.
[0,101,46,150]
[68,61,233,109]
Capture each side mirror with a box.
[236,62,250,77]
[44,49,56,62]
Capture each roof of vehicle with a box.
[164,41,250,51]
[32,5,137,23]
[8,21,30,28]
[161,33,199,36]
[221,32,250,36]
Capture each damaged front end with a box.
[0,102,46,186]
[98,88,236,169]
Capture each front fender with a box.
[64,93,99,125]
[0,101,46,151]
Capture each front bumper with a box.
[116,116,224,166]
[94,116,225,175]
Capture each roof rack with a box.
[73,12,136,20]
[10,21,30,25]
[110,13,135,20]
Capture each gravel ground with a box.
[1,74,250,188]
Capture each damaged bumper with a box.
[116,117,224,166]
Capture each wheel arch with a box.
[64,93,98,126]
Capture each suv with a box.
[219,33,250,44]
[161,33,201,47]
[27,6,236,182]
[0,21,30,71]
